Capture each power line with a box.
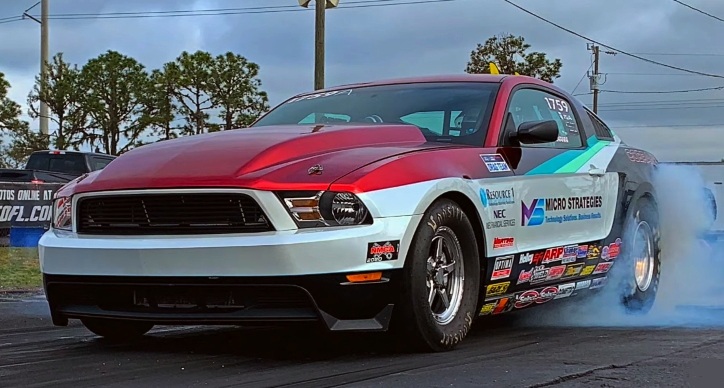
[571,62,593,95]
[0,16,22,24]
[502,0,724,79]
[628,52,724,57]
[12,0,459,21]
[599,85,724,94]
[600,98,724,106]
[672,0,724,23]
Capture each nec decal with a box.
[521,198,546,226]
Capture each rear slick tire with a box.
[81,318,154,341]
[621,197,661,315]
[392,199,481,352]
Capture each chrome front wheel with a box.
[426,227,465,326]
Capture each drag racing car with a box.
[39,74,661,352]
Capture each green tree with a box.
[0,71,27,133]
[208,52,269,130]
[145,67,180,141]
[27,52,86,150]
[465,34,563,83]
[1,127,50,168]
[169,51,216,135]
[77,50,152,155]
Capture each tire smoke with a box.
[523,163,724,327]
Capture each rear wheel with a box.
[621,197,661,314]
[81,318,154,341]
[392,199,481,352]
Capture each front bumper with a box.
[39,215,419,331]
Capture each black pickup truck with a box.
[1,150,116,246]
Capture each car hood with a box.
[71,124,447,193]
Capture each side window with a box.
[89,156,114,171]
[586,111,615,141]
[505,88,583,148]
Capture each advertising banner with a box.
[0,182,65,228]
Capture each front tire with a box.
[81,318,154,341]
[393,199,481,352]
[621,197,661,314]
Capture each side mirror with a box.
[511,120,559,144]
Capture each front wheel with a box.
[621,197,661,314]
[392,199,481,352]
[81,318,154,341]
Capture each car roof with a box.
[291,74,558,97]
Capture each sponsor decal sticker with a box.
[590,277,608,290]
[487,282,510,297]
[601,245,610,260]
[605,238,622,260]
[530,265,550,284]
[575,279,592,290]
[625,149,657,164]
[577,244,589,259]
[519,252,533,265]
[515,290,539,309]
[491,255,514,281]
[522,196,603,227]
[486,207,517,229]
[366,240,400,263]
[587,245,601,260]
[537,286,559,304]
[562,263,584,278]
[480,302,497,315]
[541,246,564,264]
[555,283,576,299]
[592,262,613,274]
[479,187,515,207]
[545,265,567,281]
[493,237,514,249]
[480,154,511,172]
[517,267,532,285]
[580,265,596,276]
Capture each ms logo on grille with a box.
[521,198,545,226]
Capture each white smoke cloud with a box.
[522,163,724,327]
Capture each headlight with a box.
[277,191,371,228]
[52,196,73,231]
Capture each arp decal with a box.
[486,282,510,297]
[592,262,613,274]
[521,196,604,227]
[493,237,514,250]
[580,265,596,276]
[491,255,514,281]
[480,154,511,173]
[541,246,564,264]
[554,283,575,299]
[562,263,584,278]
[479,187,515,207]
[366,240,400,263]
[590,277,608,290]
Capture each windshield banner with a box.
[0,182,65,228]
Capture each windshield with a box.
[251,82,500,146]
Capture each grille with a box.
[76,192,273,235]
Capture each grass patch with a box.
[0,248,41,291]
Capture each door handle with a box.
[588,164,605,177]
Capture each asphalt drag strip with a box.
[0,295,723,388]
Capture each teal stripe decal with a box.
[525,136,610,175]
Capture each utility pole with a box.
[589,44,601,114]
[299,0,339,90]
[23,1,50,136]
[40,0,49,136]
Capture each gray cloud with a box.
[1,0,724,160]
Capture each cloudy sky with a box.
[1,0,724,162]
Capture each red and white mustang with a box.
[40,75,661,352]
